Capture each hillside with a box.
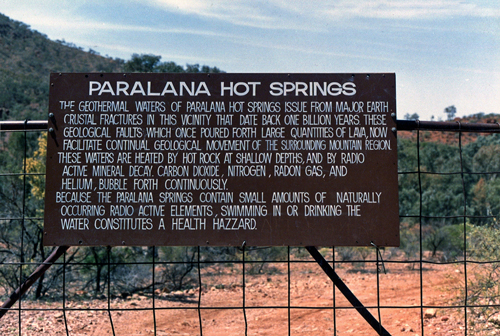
[0,12,496,141]
[0,13,225,122]
[0,13,125,121]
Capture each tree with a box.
[404,113,419,120]
[0,131,62,299]
[444,105,457,121]
[124,54,222,73]
[124,54,162,72]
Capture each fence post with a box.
[306,246,391,336]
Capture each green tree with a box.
[444,105,457,121]
[124,54,222,73]
[124,54,162,72]
[404,113,419,120]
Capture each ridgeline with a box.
[0,13,221,121]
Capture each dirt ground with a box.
[0,258,482,335]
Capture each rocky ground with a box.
[0,257,495,335]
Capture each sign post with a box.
[44,73,398,246]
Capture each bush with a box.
[461,224,500,334]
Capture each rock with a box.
[424,308,437,319]
[490,314,500,326]
[401,324,414,332]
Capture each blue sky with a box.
[1,0,499,120]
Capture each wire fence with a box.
[1,119,500,335]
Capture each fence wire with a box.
[1,120,500,335]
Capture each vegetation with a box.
[124,53,222,74]
[2,16,500,335]
[465,224,500,334]
[0,13,224,300]
[0,13,222,122]
[0,13,124,121]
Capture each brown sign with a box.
[44,73,399,247]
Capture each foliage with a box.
[0,13,124,122]
[3,13,500,310]
[397,131,500,260]
[24,132,46,200]
[242,246,288,275]
[399,222,420,266]
[0,13,227,300]
[157,246,199,291]
[124,53,223,74]
[444,105,457,120]
[463,224,500,334]
[404,113,419,120]
[423,224,464,260]
[0,130,48,298]
[397,131,500,332]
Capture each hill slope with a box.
[0,13,124,120]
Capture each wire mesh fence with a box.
[1,119,500,335]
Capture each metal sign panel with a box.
[44,73,399,246]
